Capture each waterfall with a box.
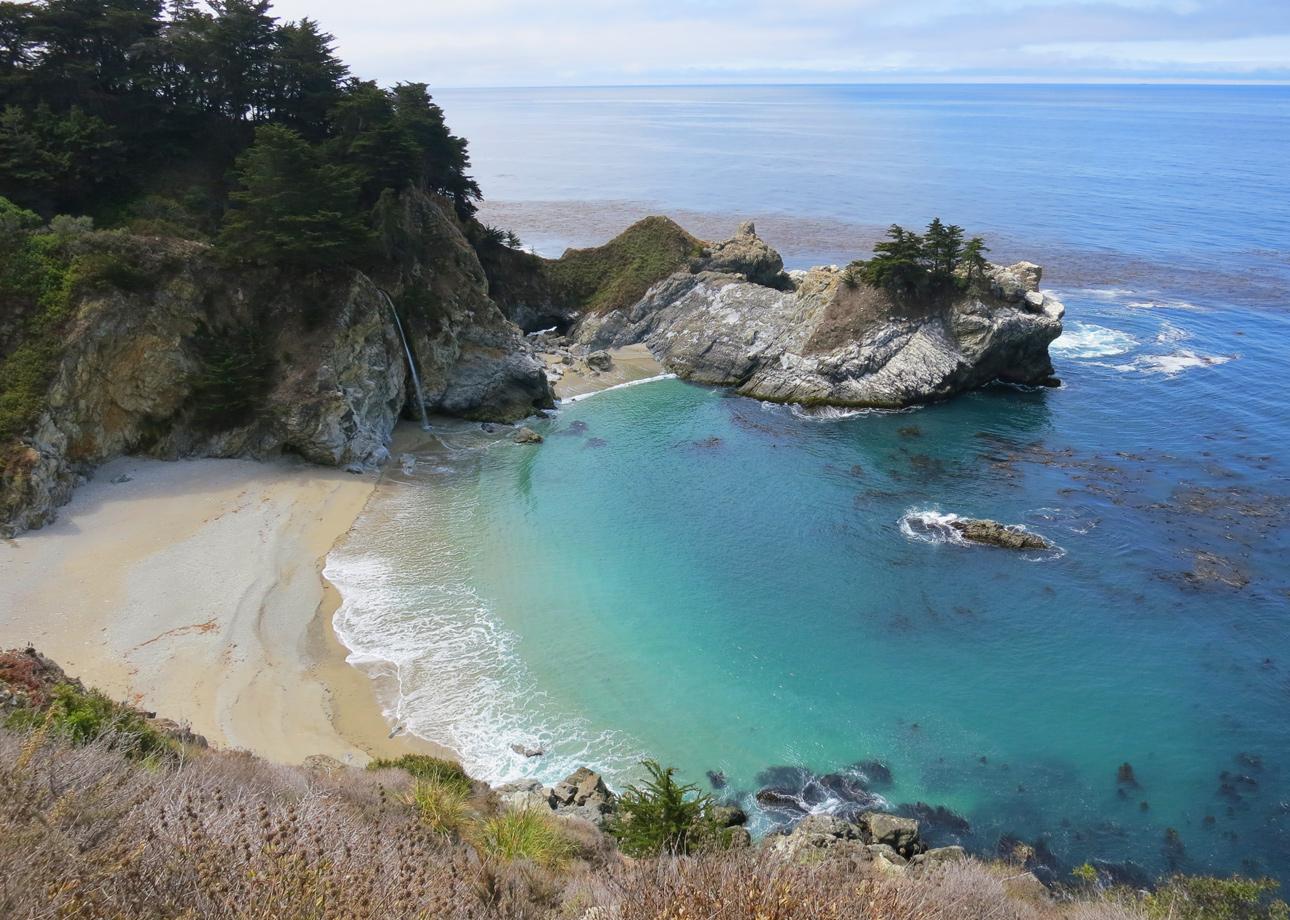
[379,289,431,430]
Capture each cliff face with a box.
[1,190,552,537]
[570,224,1064,408]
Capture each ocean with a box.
[325,85,1290,882]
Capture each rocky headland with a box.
[540,220,1065,409]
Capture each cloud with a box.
[262,0,1290,85]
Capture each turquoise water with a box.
[328,85,1290,883]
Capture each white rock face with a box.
[572,228,1064,409]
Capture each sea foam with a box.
[1050,322,1138,359]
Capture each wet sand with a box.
[0,456,446,766]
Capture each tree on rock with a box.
[219,123,369,268]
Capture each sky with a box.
[265,0,1290,87]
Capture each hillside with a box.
[4,647,1284,920]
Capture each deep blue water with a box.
[328,85,1290,883]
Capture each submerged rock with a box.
[1181,550,1250,590]
[513,427,544,444]
[949,518,1050,550]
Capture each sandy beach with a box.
[0,348,657,767]
[0,455,444,766]
[544,342,667,400]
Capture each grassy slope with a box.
[544,216,705,315]
[3,650,1283,919]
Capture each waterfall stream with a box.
[379,289,431,430]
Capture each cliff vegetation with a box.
[2,647,1285,920]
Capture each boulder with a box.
[866,843,908,866]
[950,518,1050,550]
[550,767,615,820]
[585,350,614,372]
[859,812,922,855]
[513,427,544,444]
[496,779,555,812]
[696,221,790,289]
[910,846,967,870]
[713,805,748,827]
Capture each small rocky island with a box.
[563,221,1065,408]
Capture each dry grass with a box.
[0,725,1228,920]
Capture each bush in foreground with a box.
[608,758,724,856]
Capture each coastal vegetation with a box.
[2,647,1286,919]
[608,758,725,856]
[0,0,481,266]
[545,215,705,315]
[846,218,991,299]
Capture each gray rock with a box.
[513,427,544,444]
[585,350,614,372]
[910,845,967,869]
[866,843,908,866]
[696,221,790,289]
[570,253,1063,411]
[950,518,1050,550]
[858,812,922,854]
[509,743,545,758]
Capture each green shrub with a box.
[5,683,169,759]
[606,760,721,857]
[0,228,74,441]
[546,216,703,315]
[366,754,473,796]
[1145,876,1288,920]
[406,777,472,836]
[471,808,575,868]
[73,250,155,294]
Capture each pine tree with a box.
[962,236,991,288]
[219,123,370,268]
[205,0,276,120]
[269,18,346,139]
[924,217,965,279]
[607,761,721,857]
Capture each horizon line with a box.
[431,78,1290,91]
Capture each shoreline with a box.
[0,349,666,770]
[0,455,440,766]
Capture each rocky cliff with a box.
[0,189,552,536]
[570,222,1064,408]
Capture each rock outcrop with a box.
[950,518,1051,550]
[496,766,618,827]
[1,189,553,536]
[570,224,1064,409]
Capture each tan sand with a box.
[544,343,667,401]
[0,455,446,766]
[0,351,668,769]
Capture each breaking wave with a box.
[325,474,647,789]
[1051,322,1139,359]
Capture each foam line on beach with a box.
[558,372,677,404]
